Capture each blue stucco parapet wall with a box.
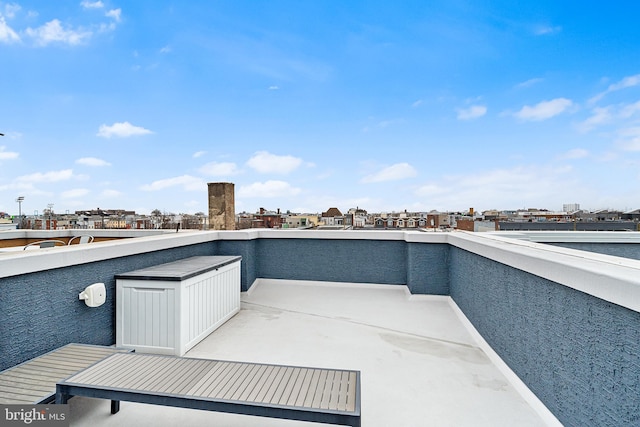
[449,247,640,427]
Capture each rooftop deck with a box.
[2,229,639,426]
[64,279,553,426]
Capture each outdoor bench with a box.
[0,343,130,405]
[56,352,361,427]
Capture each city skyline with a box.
[1,1,640,216]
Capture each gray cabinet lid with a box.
[115,255,241,281]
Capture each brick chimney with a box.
[207,182,235,230]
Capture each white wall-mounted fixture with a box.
[79,283,106,307]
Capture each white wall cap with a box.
[449,232,640,313]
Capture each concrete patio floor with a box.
[66,280,556,426]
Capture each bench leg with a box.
[111,400,120,414]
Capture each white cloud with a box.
[376,119,404,129]
[414,183,446,197]
[515,78,543,89]
[16,169,74,183]
[534,25,562,35]
[100,189,121,197]
[268,85,279,90]
[414,165,577,211]
[25,19,92,46]
[590,74,640,104]
[513,98,573,121]
[576,107,612,133]
[140,175,204,191]
[606,74,640,92]
[246,151,303,174]
[456,105,487,120]
[198,162,239,176]
[0,16,20,43]
[0,146,19,160]
[80,1,104,9]
[576,101,640,134]
[106,8,121,22]
[361,163,417,183]
[412,99,423,108]
[97,121,153,138]
[61,188,90,199]
[160,45,171,54]
[192,151,206,158]
[620,100,640,118]
[561,148,589,159]
[3,3,21,19]
[238,180,301,198]
[617,127,640,151]
[76,157,111,166]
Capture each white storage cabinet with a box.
[116,255,241,356]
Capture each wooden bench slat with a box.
[0,384,48,399]
[245,364,275,402]
[214,362,251,399]
[269,366,296,405]
[293,368,315,407]
[174,360,218,395]
[227,363,261,401]
[256,365,284,403]
[136,357,189,393]
[69,352,137,385]
[0,378,52,392]
[285,367,308,406]
[164,359,212,395]
[186,362,227,397]
[311,369,328,408]
[0,344,129,405]
[0,395,39,404]
[108,355,161,390]
[320,370,336,409]
[201,362,242,398]
[346,372,357,412]
[138,357,186,391]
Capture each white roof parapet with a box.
[2,229,639,314]
[448,232,640,313]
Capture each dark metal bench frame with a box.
[56,353,361,427]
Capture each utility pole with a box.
[47,203,54,230]
[15,196,24,229]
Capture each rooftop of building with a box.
[1,229,639,426]
[64,279,554,426]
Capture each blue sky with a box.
[1,1,640,216]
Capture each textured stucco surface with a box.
[218,238,450,294]
[0,242,213,371]
[449,246,640,427]
[216,240,257,291]
[407,242,450,294]
[254,238,407,284]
